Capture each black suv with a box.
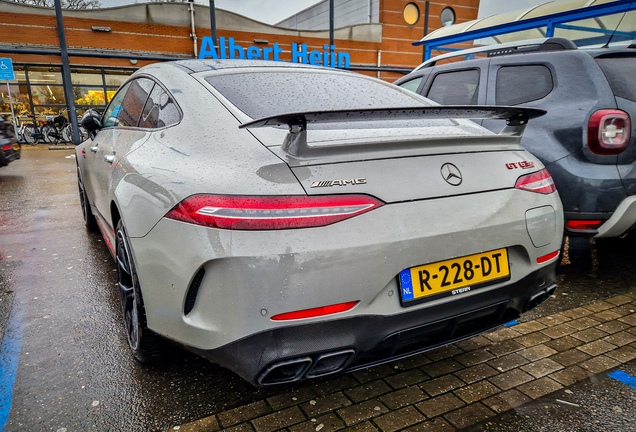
[395,38,635,238]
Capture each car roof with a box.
[168,59,337,74]
[414,37,636,71]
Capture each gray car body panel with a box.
[130,188,562,350]
[76,60,563,384]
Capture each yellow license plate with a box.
[13,143,20,151]
[399,248,510,304]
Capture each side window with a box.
[101,78,154,128]
[427,69,480,105]
[117,78,154,127]
[496,65,553,105]
[398,77,424,94]
[139,85,181,129]
[102,81,131,128]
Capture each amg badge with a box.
[310,178,367,188]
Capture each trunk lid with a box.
[291,148,540,203]
[250,124,539,203]
[243,106,546,203]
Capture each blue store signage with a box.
[199,37,350,69]
[0,58,15,81]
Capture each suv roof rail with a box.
[415,37,578,71]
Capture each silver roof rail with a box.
[414,37,578,71]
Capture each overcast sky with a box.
[97,0,322,25]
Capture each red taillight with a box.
[271,301,358,321]
[515,169,556,194]
[166,195,383,230]
[537,250,559,264]
[566,220,603,231]
[588,109,631,155]
[2,144,11,151]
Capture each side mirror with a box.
[81,109,102,140]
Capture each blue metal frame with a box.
[416,0,636,60]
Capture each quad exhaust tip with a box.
[525,284,556,312]
[258,349,355,385]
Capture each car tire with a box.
[77,169,98,232]
[116,220,164,363]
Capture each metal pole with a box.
[422,1,430,62]
[6,81,18,138]
[189,0,198,58]
[329,0,334,47]
[209,0,217,46]
[53,0,80,145]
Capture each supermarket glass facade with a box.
[0,64,134,123]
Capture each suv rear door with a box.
[483,57,575,164]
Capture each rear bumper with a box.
[127,188,563,384]
[546,153,626,215]
[0,143,20,167]
[191,264,557,385]
[594,196,636,238]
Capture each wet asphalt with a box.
[0,146,302,431]
[1,146,636,431]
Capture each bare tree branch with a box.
[135,0,192,2]
[6,0,101,9]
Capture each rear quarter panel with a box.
[113,65,304,239]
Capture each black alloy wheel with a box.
[116,220,164,363]
[77,168,98,232]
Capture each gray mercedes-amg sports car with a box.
[76,60,563,385]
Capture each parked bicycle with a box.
[14,111,91,145]
[42,110,69,144]
[19,114,46,145]
[61,117,89,143]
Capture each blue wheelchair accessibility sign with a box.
[0,58,15,81]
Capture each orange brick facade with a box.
[1,0,479,82]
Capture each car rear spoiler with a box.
[239,106,546,158]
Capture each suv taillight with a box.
[588,109,631,155]
[566,220,603,231]
[515,169,556,194]
[166,194,383,230]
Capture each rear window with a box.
[496,65,553,106]
[205,71,430,119]
[427,69,480,105]
[596,57,636,102]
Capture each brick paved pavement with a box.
[169,291,636,432]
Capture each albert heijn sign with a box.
[198,36,351,69]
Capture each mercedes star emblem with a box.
[441,163,463,186]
